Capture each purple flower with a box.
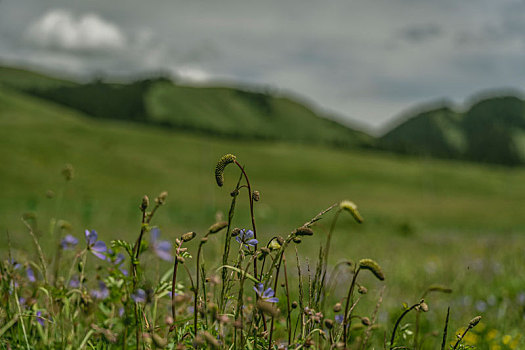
[9,258,21,270]
[236,229,258,249]
[36,311,45,326]
[131,289,147,303]
[150,228,172,261]
[90,281,109,300]
[107,250,128,275]
[61,234,78,250]
[69,276,80,288]
[26,266,36,282]
[19,297,26,306]
[85,230,107,260]
[253,283,278,303]
[335,314,344,324]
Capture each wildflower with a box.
[131,289,147,303]
[253,283,278,303]
[151,228,172,261]
[90,281,109,300]
[36,311,45,326]
[109,252,128,275]
[9,258,21,270]
[85,230,107,260]
[69,276,80,288]
[60,234,78,250]
[236,229,258,249]
[26,266,36,282]
[335,314,344,324]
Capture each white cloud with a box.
[173,66,210,83]
[26,9,127,52]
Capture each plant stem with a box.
[342,267,360,345]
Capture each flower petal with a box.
[265,297,279,303]
[150,227,160,242]
[92,240,107,253]
[263,288,274,299]
[245,230,254,239]
[85,230,97,246]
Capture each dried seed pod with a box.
[359,259,385,281]
[293,226,314,236]
[358,285,368,294]
[208,221,228,234]
[252,190,260,201]
[155,191,168,205]
[61,164,74,181]
[181,231,196,242]
[419,302,429,312]
[231,228,241,237]
[324,319,334,329]
[292,237,302,244]
[469,316,482,328]
[176,256,185,264]
[333,303,342,312]
[292,301,298,309]
[361,317,371,326]
[140,195,149,211]
[215,154,237,187]
[339,200,363,223]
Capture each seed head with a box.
[358,285,368,294]
[141,195,149,211]
[361,317,371,326]
[324,319,334,329]
[176,256,185,264]
[268,239,281,250]
[200,237,208,244]
[293,226,314,236]
[231,228,241,237]
[155,191,168,205]
[252,190,260,202]
[181,231,196,242]
[333,303,342,312]
[292,237,302,244]
[215,154,237,187]
[292,301,298,309]
[339,200,363,223]
[419,302,429,312]
[468,316,482,328]
[359,259,385,281]
[61,164,74,181]
[208,221,228,234]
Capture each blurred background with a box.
[2,1,525,345]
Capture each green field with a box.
[2,83,525,348]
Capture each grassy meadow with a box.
[2,84,525,348]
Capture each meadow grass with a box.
[1,86,525,348]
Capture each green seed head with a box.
[427,284,452,294]
[339,200,364,223]
[181,231,196,242]
[215,154,237,187]
[293,226,314,236]
[61,163,74,181]
[469,316,482,328]
[359,259,385,281]
[208,221,228,234]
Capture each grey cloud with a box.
[399,23,443,43]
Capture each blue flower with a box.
[150,228,172,261]
[131,289,147,303]
[90,281,109,300]
[335,314,344,324]
[9,258,21,270]
[26,266,36,282]
[69,276,80,288]
[107,250,128,275]
[61,234,78,250]
[36,311,45,327]
[253,283,278,303]
[236,229,258,249]
[85,230,107,260]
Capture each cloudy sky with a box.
[1,0,525,132]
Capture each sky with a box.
[1,0,525,132]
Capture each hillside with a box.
[379,96,525,165]
[0,65,371,148]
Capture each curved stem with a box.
[342,267,360,345]
[390,301,422,350]
[233,160,258,278]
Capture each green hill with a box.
[0,65,371,148]
[379,95,525,165]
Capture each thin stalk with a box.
[233,160,258,278]
[267,252,284,350]
[171,240,183,326]
[283,255,292,345]
[219,173,243,313]
[342,267,360,345]
[441,307,450,350]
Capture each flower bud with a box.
[141,195,149,211]
[252,191,260,202]
[181,231,196,242]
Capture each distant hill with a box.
[379,96,525,166]
[0,65,371,149]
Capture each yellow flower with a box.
[490,344,501,350]
[486,329,498,341]
[502,335,512,345]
